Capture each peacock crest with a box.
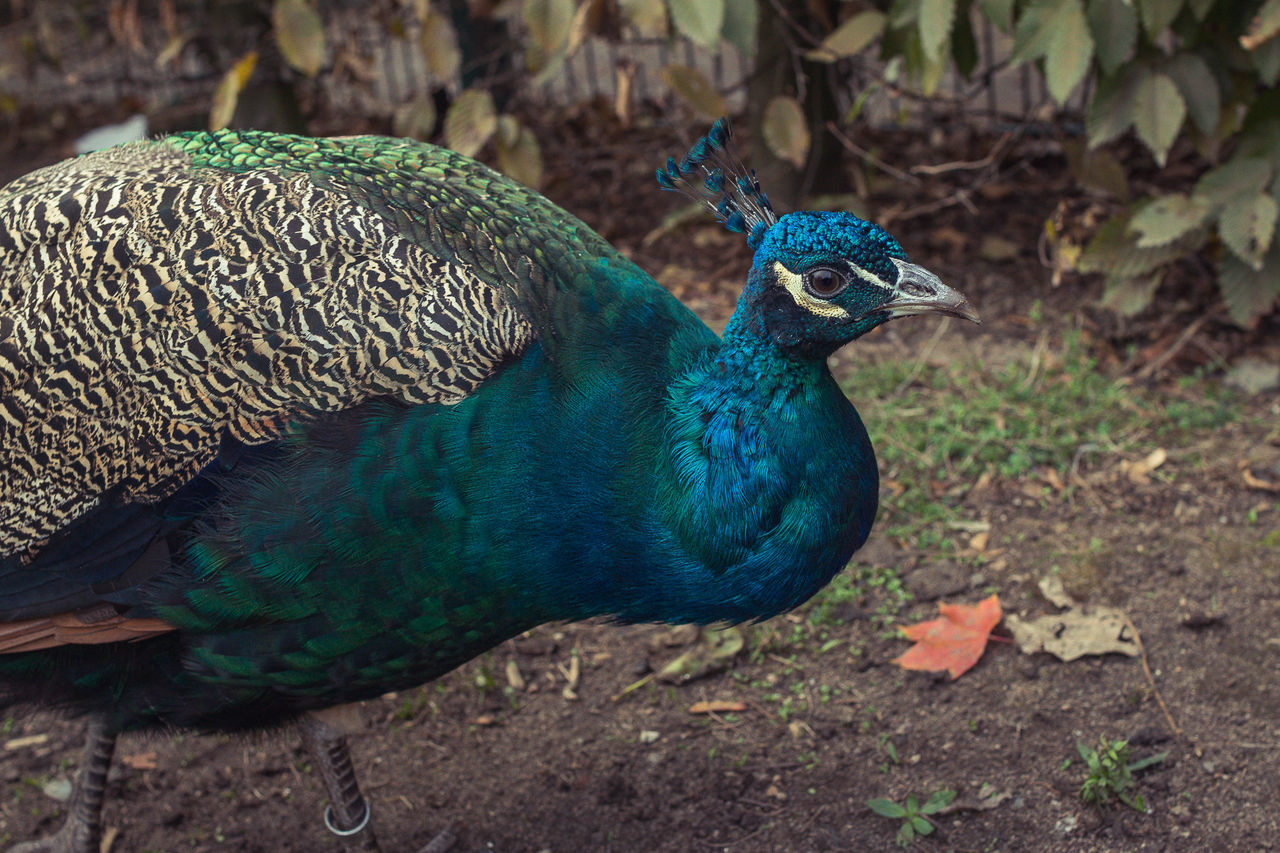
[656,118,778,250]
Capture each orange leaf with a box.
[892,594,1002,680]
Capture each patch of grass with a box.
[841,329,1239,551]
[806,569,862,626]
[877,732,899,768]
[1076,737,1168,812]
[391,688,433,721]
[858,564,911,626]
[867,788,957,847]
[807,560,913,635]
[472,662,499,692]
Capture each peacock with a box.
[0,118,977,852]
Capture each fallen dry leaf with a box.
[614,627,744,701]
[119,751,158,770]
[1005,576,1138,661]
[1241,466,1280,492]
[655,626,743,684]
[882,478,907,497]
[560,652,581,689]
[42,777,72,802]
[688,700,747,715]
[1225,356,1280,394]
[893,594,1002,679]
[4,733,49,750]
[938,783,1013,814]
[648,623,700,649]
[1042,467,1066,491]
[505,659,525,691]
[1038,575,1073,609]
[1122,448,1167,485]
[1006,610,1138,661]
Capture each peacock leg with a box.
[10,717,117,853]
[297,712,380,852]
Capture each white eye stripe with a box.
[846,260,891,290]
[772,262,851,319]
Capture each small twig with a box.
[893,317,952,397]
[610,671,654,702]
[910,133,1013,177]
[764,0,827,48]
[1067,469,1108,511]
[1122,613,1183,740]
[871,78,968,105]
[694,823,771,848]
[736,796,786,813]
[1188,336,1230,372]
[1037,228,1054,271]
[889,189,976,224]
[797,804,828,833]
[826,122,923,186]
[739,760,806,773]
[1020,329,1049,391]
[1135,315,1208,380]
[706,710,744,729]
[911,157,996,176]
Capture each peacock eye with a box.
[803,267,848,299]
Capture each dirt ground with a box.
[2,111,1278,853]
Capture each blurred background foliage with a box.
[0,0,1277,326]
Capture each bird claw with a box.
[324,798,372,837]
[416,827,458,853]
[7,820,96,853]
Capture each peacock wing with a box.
[0,131,689,622]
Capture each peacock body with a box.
[0,122,975,851]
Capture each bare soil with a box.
[2,111,1278,853]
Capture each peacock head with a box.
[657,119,978,359]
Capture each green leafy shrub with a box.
[127,0,1280,321]
[807,0,1280,325]
[1076,736,1168,812]
[867,788,957,847]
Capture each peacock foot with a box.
[7,818,98,853]
[417,827,458,853]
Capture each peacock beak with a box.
[886,258,980,324]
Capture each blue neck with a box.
[617,330,878,624]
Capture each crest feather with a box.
[655,118,779,250]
